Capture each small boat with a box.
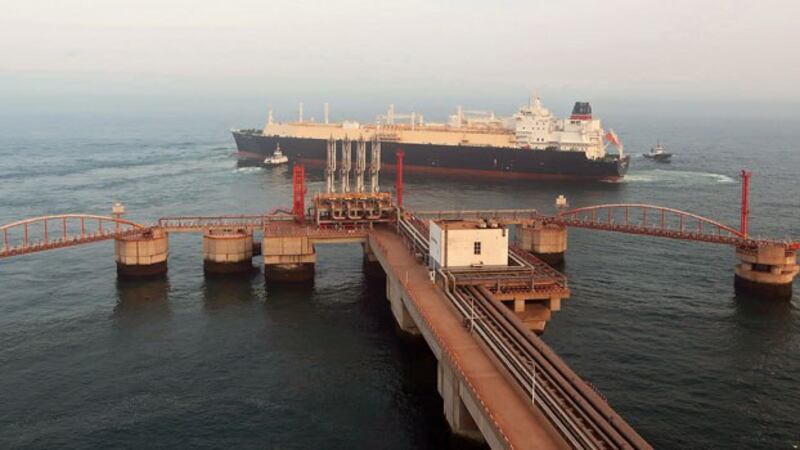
[643,141,672,162]
[263,143,289,166]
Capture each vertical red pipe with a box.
[293,164,306,224]
[395,150,405,209]
[740,169,751,238]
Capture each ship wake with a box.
[625,169,735,185]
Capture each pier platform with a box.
[369,226,569,449]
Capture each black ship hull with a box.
[232,130,629,181]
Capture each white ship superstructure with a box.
[512,97,611,159]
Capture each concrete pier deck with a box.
[369,227,569,449]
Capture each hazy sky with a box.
[1,0,799,104]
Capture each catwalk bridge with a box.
[1,153,797,449]
[4,204,797,260]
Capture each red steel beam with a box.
[292,164,306,224]
[740,169,751,238]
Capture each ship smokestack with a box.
[298,102,304,122]
[570,102,592,121]
[324,102,329,124]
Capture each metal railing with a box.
[413,208,540,223]
[157,213,295,231]
[394,214,649,449]
[443,283,650,449]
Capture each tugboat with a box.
[263,143,289,166]
[643,141,672,162]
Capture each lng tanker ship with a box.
[232,96,629,181]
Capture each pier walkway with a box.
[369,227,570,449]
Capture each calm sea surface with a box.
[0,107,798,449]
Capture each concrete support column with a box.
[386,273,420,335]
[508,296,552,334]
[437,358,484,444]
[263,235,316,282]
[362,242,385,278]
[517,222,567,266]
[114,228,169,277]
[203,227,254,274]
[735,244,798,299]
